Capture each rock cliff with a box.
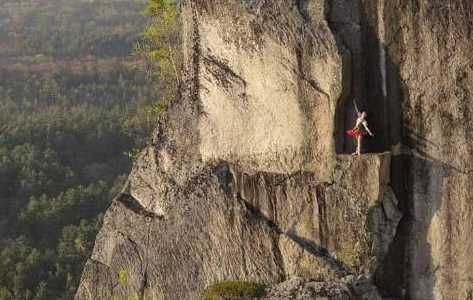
[76,0,473,299]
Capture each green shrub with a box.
[200,281,267,300]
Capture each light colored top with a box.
[354,116,374,136]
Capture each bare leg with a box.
[352,137,357,155]
[356,136,362,155]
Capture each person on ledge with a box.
[346,111,374,156]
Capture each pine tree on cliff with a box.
[136,0,182,110]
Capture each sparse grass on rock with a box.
[199,281,267,300]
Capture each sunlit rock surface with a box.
[76,0,473,299]
[263,277,382,300]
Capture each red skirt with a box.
[346,129,367,137]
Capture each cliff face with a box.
[76,0,473,299]
[375,1,473,299]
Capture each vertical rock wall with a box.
[330,0,473,298]
[76,0,473,299]
[193,0,345,179]
[382,1,473,299]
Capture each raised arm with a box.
[353,99,360,115]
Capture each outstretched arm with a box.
[362,121,374,136]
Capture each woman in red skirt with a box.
[346,111,374,156]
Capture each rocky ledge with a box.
[75,151,400,299]
[77,0,473,299]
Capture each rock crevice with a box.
[76,1,473,299]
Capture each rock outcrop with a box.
[263,277,382,300]
[76,0,473,299]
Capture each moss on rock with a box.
[200,281,267,300]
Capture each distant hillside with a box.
[0,1,162,299]
[0,0,147,59]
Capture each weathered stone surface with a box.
[228,153,401,275]
[263,277,383,300]
[353,1,473,299]
[77,0,473,299]
[263,278,352,300]
[194,0,346,180]
[323,154,401,274]
[75,163,356,300]
[75,1,403,298]
[76,153,400,299]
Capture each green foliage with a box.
[0,0,166,298]
[0,85,146,299]
[118,269,129,286]
[0,0,147,58]
[0,237,55,299]
[20,182,109,241]
[55,219,102,298]
[136,0,182,111]
[200,281,267,300]
[122,0,183,160]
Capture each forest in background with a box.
[0,0,165,298]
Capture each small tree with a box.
[136,0,182,102]
[127,0,182,158]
